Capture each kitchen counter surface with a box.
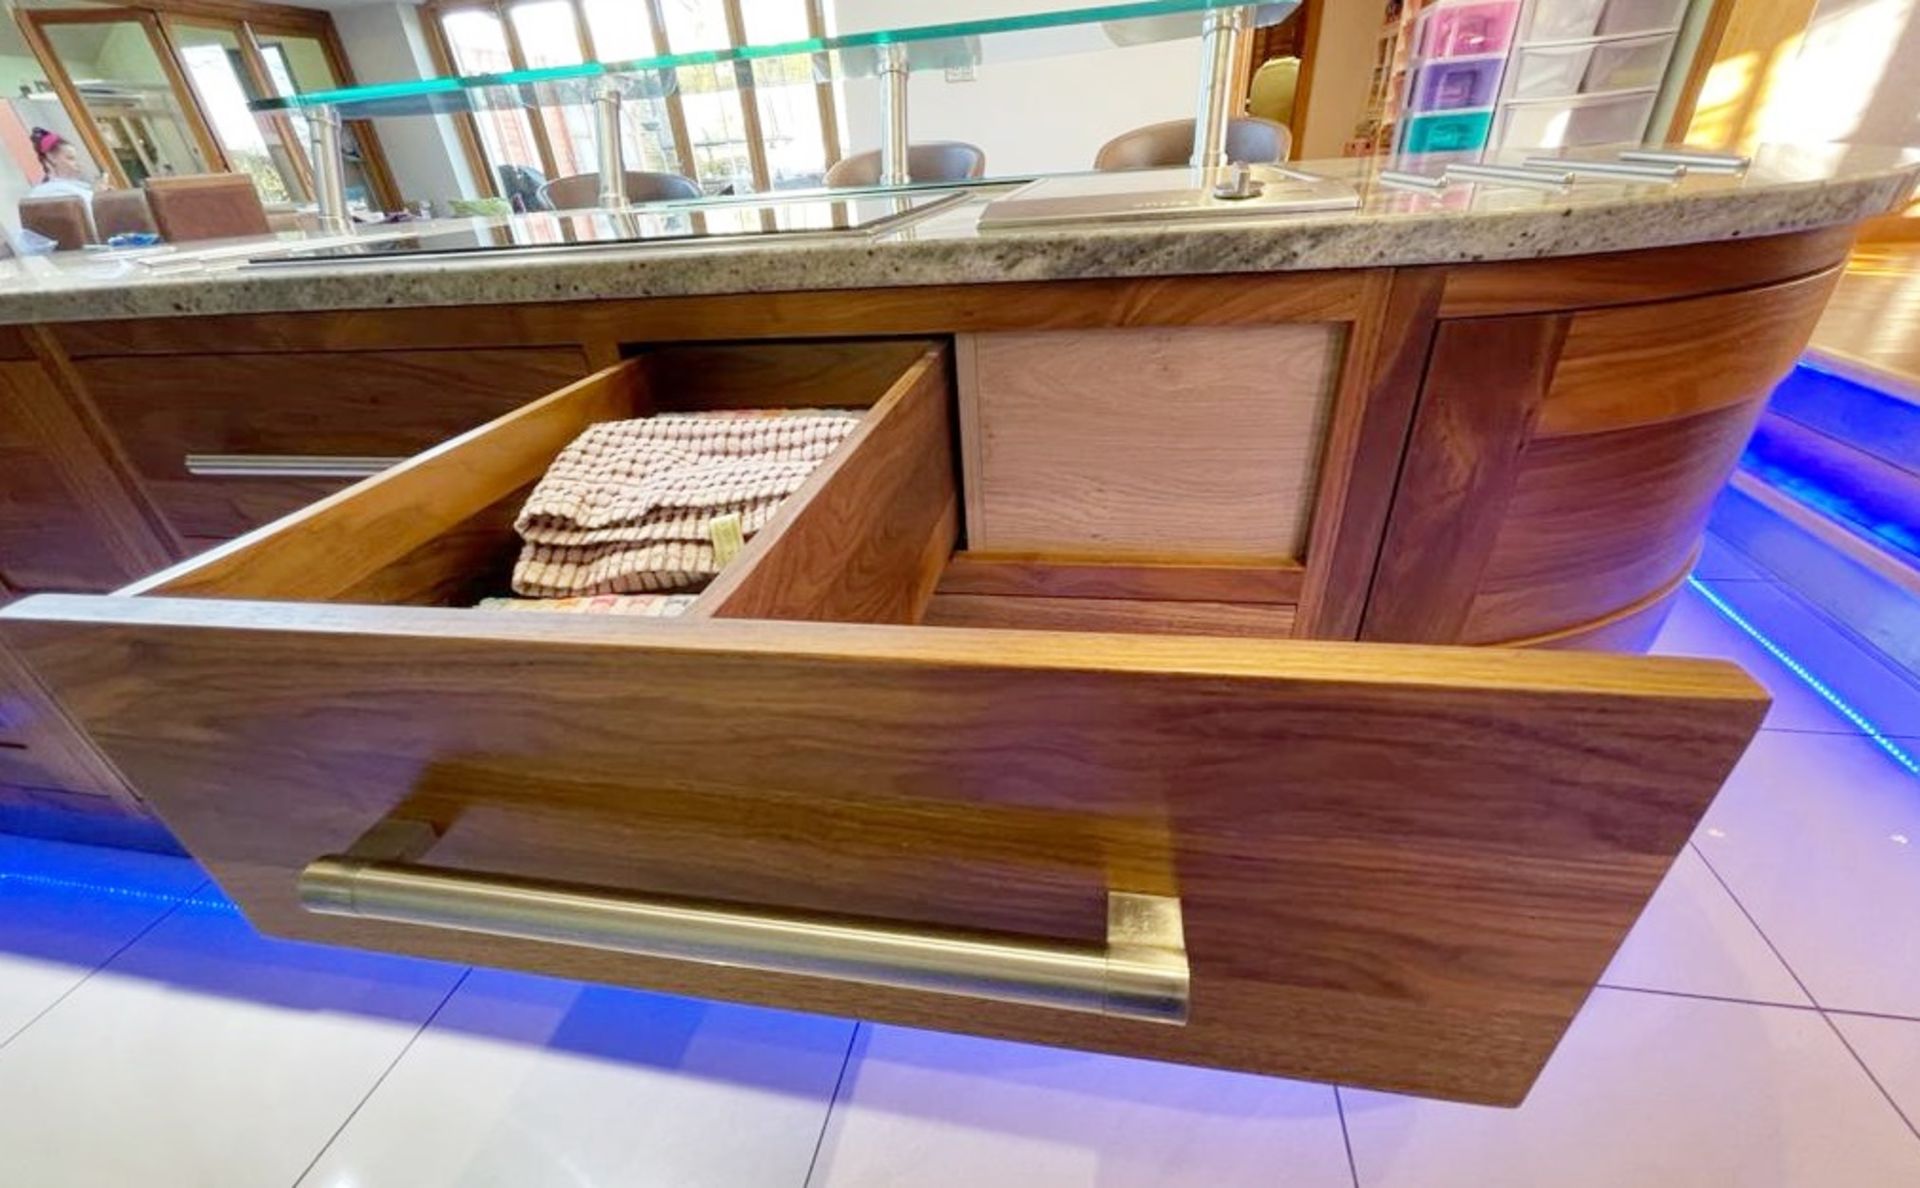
[0,144,1912,325]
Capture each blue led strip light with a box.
[1688,575,1920,779]
[0,870,234,912]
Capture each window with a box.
[18,3,397,209]
[428,0,838,202]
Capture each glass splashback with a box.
[249,1,1299,119]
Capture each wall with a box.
[332,1,477,204]
[830,0,1202,176]
[1761,0,1920,147]
[1685,0,1920,151]
[1296,0,1380,160]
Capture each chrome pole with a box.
[1191,5,1252,170]
[310,104,350,233]
[595,79,627,209]
[879,42,910,187]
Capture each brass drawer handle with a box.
[183,454,406,479]
[300,853,1190,1024]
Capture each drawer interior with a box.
[124,338,960,627]
[124,335,1300,640]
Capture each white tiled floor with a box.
[0,535,1917,1186]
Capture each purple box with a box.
[1409,57,1504,111]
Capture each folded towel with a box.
[511,409,860,597]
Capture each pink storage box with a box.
[1418,0,1523,58]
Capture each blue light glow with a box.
[1688,575,1920,780]
[0,869,234,912]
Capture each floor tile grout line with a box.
[801,1021,862,1188]
[0,876,212,1054]
[289,965,473,1188]
[1686,842,1826,1008]
[1333,1085,1360,1188]
[1817,1005,1920,1025]
[1594,981,1819,1013]
[1819,1010,1920,1143]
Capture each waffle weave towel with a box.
[512,409,860,597]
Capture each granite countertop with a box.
[1,144,1912,325]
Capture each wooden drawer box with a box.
[76,347,593,543]
[0,340,1767,1107]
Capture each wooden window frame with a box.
[422,0,841,200]
[14,0,399,209]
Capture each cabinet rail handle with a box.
[300,856,1190,1024]
[184,454,406,479]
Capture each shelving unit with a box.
[1487,0,1686,152]
[1383,0,1689,162]
[1392,0,1521,162]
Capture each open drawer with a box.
[0,340,1768,1106]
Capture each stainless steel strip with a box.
[299,856,1190,1023]
[595,79,627,209]
[184,455,405,479]
[1446,163,1575,189]
[1522,156,1687,182]
[878,42,911,187]
[1191,5,1253,168]
[309,105,350,235]
[1620,147,1750,173]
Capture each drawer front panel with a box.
[1,597,1764,1106]
[78,348,590,539]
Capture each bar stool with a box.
[92,189,158,241]
[17,195,92,251]
[540,171,702,210]
[145,174,271,242]
[1093,117,1292,170]
[824,142,985,187]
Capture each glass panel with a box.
[250,0,1302,118]
[439,8,549,206]
[171,22,299,203]
[40,18,208,183]
[583,0,655,58]
[509,1,595,181]
[581,0,683,174]
[254,31,382,207]
[742,0,827,189]
[659,0,754,193]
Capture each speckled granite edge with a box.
[1,166,1912,325]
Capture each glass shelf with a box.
[250,0,1298,119]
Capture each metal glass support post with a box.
[879,42,910,187]
[1191,5,1252,170]
[595,79,627,208]
[309,104,350,233]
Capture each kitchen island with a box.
[0,145,1909,1106]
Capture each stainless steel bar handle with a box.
[1620,147,1750,173]
[300,856,1190,1024]
[1446,162,1575,190]
[1522,155,1686,182]
[1378,169,1451,192]
[184,454,405,479]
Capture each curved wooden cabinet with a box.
[1365,261,1844,648]
[0,225,1859,1100]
